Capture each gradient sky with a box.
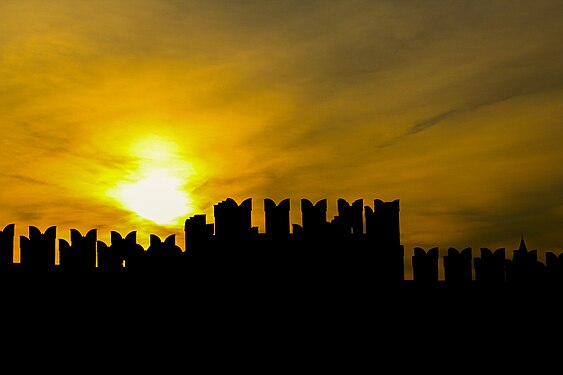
[1,0,562,277]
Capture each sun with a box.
[115,169,191,225]
[109,136,194,225]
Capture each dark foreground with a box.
[2,272,561,316]
[1,272,559,370]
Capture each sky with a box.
[1,0,562,278]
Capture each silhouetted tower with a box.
[264,198,290,239]
[301,199,327,236]
[545,251,563,286]
[59,229,97,273]
[97,231,139,272]
[0,224,15,270]
[474,248,506,287]
[365,199,400,247]
[412,247,439,285]
[506,235,545,287]
[214,198,253,240]
[335,198,363,236]
[365,199,404,283]
[443,247,473,287]
[20,226,56,273]
[184,214,214,256]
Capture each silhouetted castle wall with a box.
[0,198,561,290]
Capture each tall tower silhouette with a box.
[184,214,213,256]
[301,198,327,236]
[214,198,253,240]
[365,199,404,283]
[20,226,56,273]
[264,198,290,239]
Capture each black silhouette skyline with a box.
[1,197,561,294]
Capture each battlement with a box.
[0,198,560,292]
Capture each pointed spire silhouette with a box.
[519,233,527,252]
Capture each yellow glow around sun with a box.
[110,135,195,225]
[115,169,191,225]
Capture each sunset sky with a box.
[1,0,562,277]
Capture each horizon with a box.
[1,0,561,278]
[0,196,552,281]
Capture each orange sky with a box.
[1,0,562,278]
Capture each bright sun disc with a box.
[115,169,191,225]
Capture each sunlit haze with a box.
[109,136,194,225]
[112,168,191,225]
